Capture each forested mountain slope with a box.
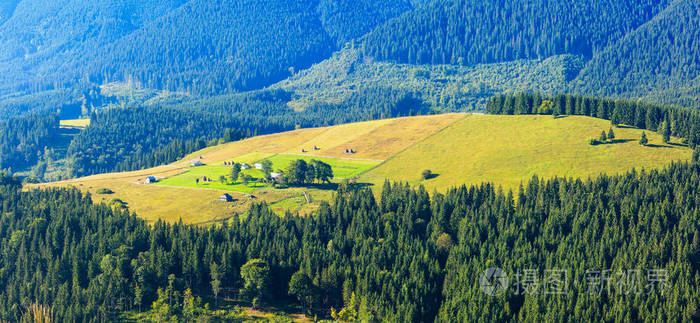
[273,48,584,111]
[573,0,700,107]
[0,0,189,91]
[0,0,19,25]
[0,0,414,97]
[361,0,669,66]
[355,0,698,107]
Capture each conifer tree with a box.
[662,119,671,143]
[640,132,648,145]
[231,163,241,183]
[608,128,615,141]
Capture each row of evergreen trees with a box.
[486,92,700,147]
[282,159,334,185]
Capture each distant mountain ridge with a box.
[573,0,700,107]
[0,0,698,119]
[356,0,698,107]
[0,0,415,96]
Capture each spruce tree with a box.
[662,119,671,143]
[600,131,607,143]
[231,163,241,183]
[640,132,648,146]
[608,128,615,141]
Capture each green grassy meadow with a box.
[155,165,265,193]
[155,154,380,193]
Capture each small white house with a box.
[254,163,263,170]
[270,172,282,179]
[190,159,203,167]
[241,163,250,170]
[144,176,157,184]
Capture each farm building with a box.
[254,163,263,170]
[219,193,234,202]
[270,172,282,179]
[190,159,204,167]
[144,176,157,184]
[241,163,251,169]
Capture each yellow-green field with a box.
[37,114,462,223]
[36,113,692,224]
[59,118,91,129]
[359,114,693,193]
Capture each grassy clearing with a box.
[360,114,693,194]
[172,127,328,168]
[218,152,275,165]
[59,118,91,128]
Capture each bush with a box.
[96,188,114,194]
[421,169,432,180]
[537,100,554,115]
[109,198,127,209]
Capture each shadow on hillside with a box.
[645,144,673,148]
[424,173,440,180]
[608,139,635,144]
[553,115,568,119]
[668,142,688,147]
[614,124,638,129]
[286,182,375,191]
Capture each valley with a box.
[2,1,699,321]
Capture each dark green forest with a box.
[1,158,699,321]
[0,113,59,172]
[573,0,700,107]
[362,0,668,65]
